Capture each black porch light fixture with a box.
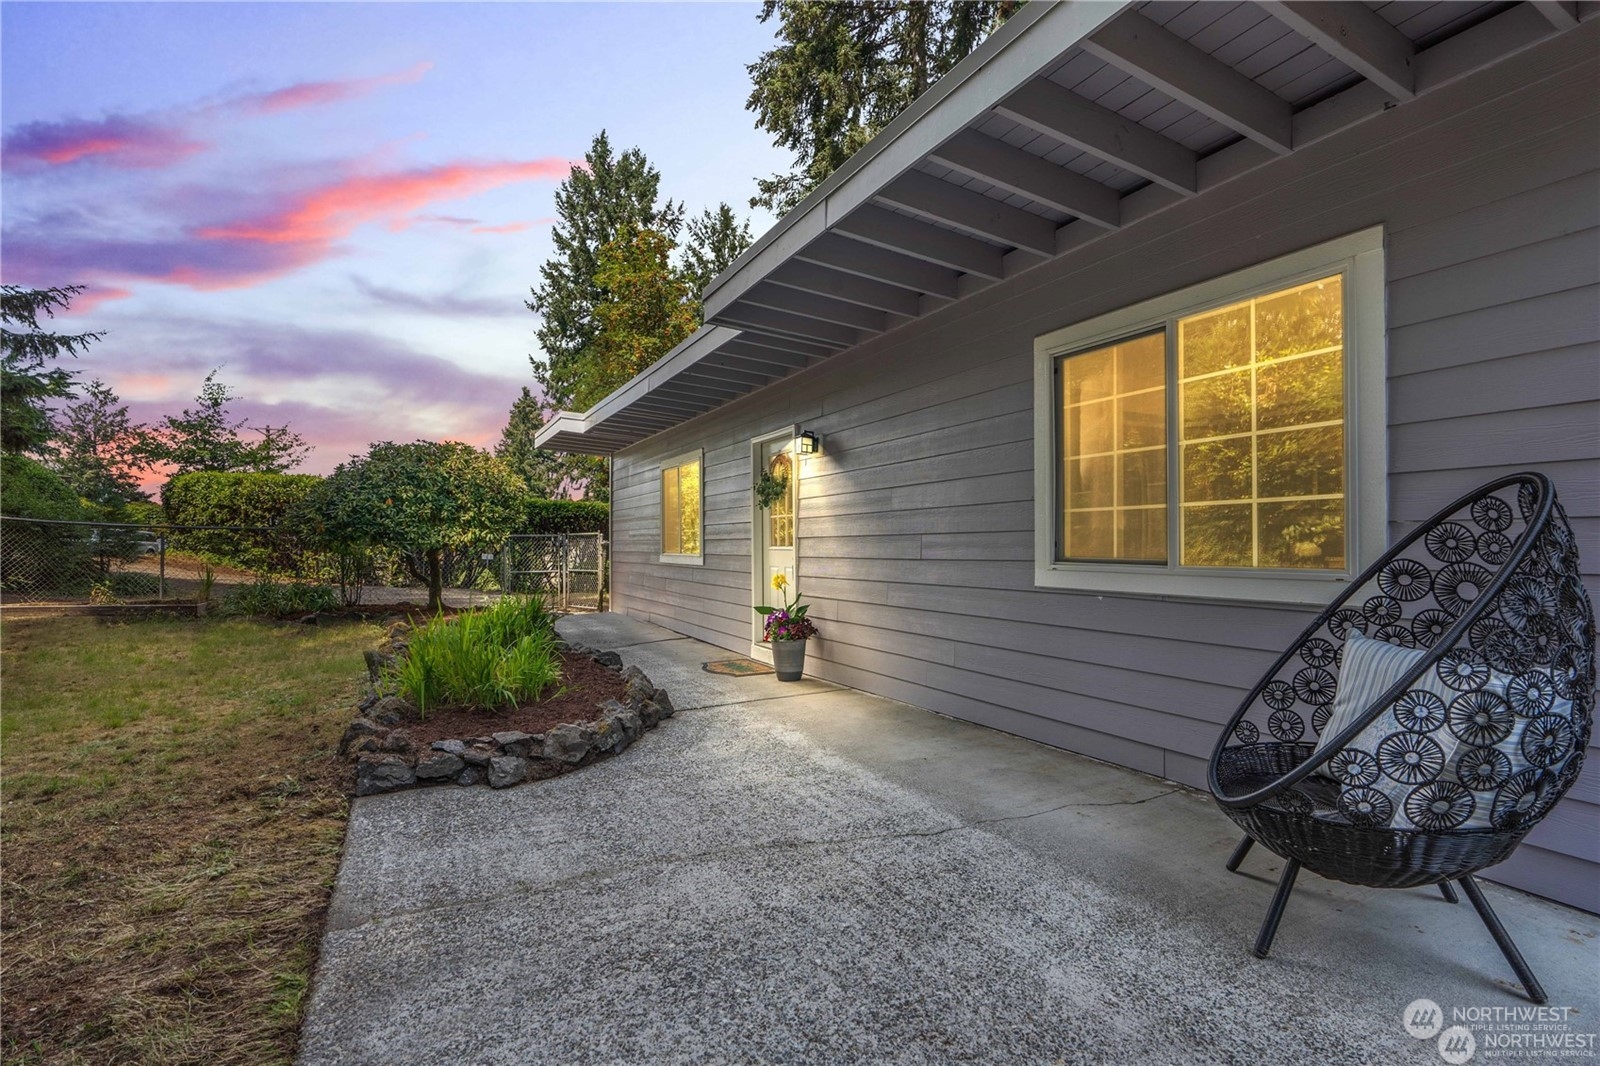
[797,429,821,455]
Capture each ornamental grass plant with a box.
[393,595,561,715]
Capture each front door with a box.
[753,435,797,655]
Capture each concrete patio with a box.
[299,614,1600,1065]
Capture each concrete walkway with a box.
[299,614,1600,1065]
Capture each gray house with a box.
[538,1,1599,912]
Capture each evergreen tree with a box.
[496,387,565,499]
[746,1,1020,213]
[45,378,153,513]
[144,369,310,476]
[527,130,683,409]
[681,203,754,296]
[1,284,102,454]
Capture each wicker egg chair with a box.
[1208,472,1594,1003]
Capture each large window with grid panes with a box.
[1032,229,1387,605]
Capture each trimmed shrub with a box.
[163,472,321,570]
[393,596,560,714]
[2,454,85,521]
[1,454,92,595]
[519,498,608,535]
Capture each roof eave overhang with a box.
[537,1,1591,458]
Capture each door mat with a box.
[702,658,774,676]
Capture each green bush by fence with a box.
[519,498,608,535]
[162,471,321,570]
[1,456,93,594]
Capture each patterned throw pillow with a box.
[1310,632,1571,831]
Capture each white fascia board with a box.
[701,1,1134,319]
[531,325,743,449]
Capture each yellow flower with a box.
[771,574,787,591]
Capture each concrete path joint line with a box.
[332,788,1186,934]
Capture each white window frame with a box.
[1032,227,1387,607]
[659,448,705,566]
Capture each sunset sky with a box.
[0,2,789,483]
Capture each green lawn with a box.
[1,614,379,1065]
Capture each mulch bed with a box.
[393,652,629,749]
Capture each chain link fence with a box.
[0,516,608,613]
[499,533,607,612]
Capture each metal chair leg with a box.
[1459,875,1547,1004]
[1438,880,1459,904]
[1226,835,1255,873]
[1253,858,1301,959]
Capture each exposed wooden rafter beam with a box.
[1528,1,1579,30]
[714,303,862,347]
[875,170,1058,255]
[1260,2,1416,101]
[793,233,961,299]
[833,204,1008,279]
[928,129,1123,227]
[767,259,924,317]
[1081,10,1294,155]
[716,341,825,370]
[994,78,1199,193]
[740,282,890,333]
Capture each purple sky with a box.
[1,2,789,487]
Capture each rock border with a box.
[338,632,674,797]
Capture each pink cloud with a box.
[199,160,574,246]
[3,158,574,293]
[1,116,206,171]
[58,285,134,314]
[231,61,433,115]
[3,62,430,174]
[83,319,530,485]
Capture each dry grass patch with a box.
[1,615,379,1065]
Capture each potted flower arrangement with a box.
[755,574,818,681]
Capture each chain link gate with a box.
[499,533,607,612]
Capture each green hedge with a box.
[1,455,93,594]
[1,454,85,521]
[519,498,608,535]
[162,472,322,570]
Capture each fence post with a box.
[597,536,607,613]
[158,537,167,601]
[559,535,569,611]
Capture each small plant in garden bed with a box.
[391,595,561,715]
[220,576,339,618]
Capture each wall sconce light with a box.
[797,430,821,455]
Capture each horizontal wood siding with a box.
[611,29,1600,911]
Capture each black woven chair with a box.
[1208,473,1594,1003]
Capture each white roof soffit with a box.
[539,0,1592,455]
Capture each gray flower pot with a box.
[770,639,807,682]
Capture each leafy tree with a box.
[496,387,566,499]
[300,440,525,612]
[573,226,700,410]
[526,131,684,500]
[528,130,683,407]
[681,203,754,295]
[145,369,309,477]
[1,285,103,455]
[45,379,153,515]
[746,1,1020,212]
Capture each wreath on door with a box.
[755,453,791,510]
